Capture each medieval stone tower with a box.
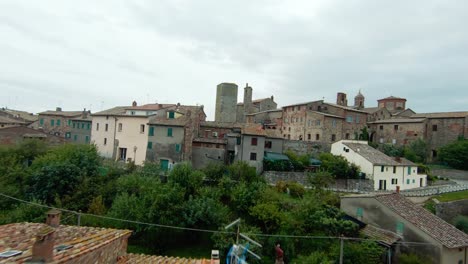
[336,92,348,106]
[354,91,365,109]
[215,82,238,122]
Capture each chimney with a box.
[82,108,88,119]
[132,101,137,107]
[46,209,61,227]
[395,157,401,163]
[210,250,220,264]
[56,107,62,112]
[31,227,55,263]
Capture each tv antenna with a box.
[224,218,262,264]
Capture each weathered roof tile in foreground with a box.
[375,193,468,248]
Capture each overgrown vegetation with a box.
[0,141,388,263]
[380,139,427,163]
[438,138,468,170]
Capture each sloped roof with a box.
[309,111,344,119]
[200,121,243,129]
[126,103,175,111]
[411,111,468,119]
[242,125,266,136]
[361,107,380,114]
[0,222,131,263]
[368,118,425,124]
[38,110,83,117]
[0,115,28,124]
[252,97,272,103]
[361,224,402,246]
[375,193,468,249]
[323,102,368,114]
[92,106,129,116]
[124,253,207,264]
[148,105,204,127]
[378,96,407,101]
[265,129,282,139]
[342,142,415,166]
[0,108,37,122]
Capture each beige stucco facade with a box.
[91,115,118,160]
[114,116,150,165]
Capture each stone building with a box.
[368,118,426,146]
[146,104,206,169]
[411,111,468,160]
[0,126,66,146]
[377,96,407,111]
[215,82,238,123]
[341,193,468,264]
[215,82,277,123]
[0,108,37,128]
[37,107,83,137]
[281,95,368,146]
[69,110,92,144]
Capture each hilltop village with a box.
[1,83,468,263]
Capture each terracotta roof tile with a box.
[126,253,205,264]
[411,111,468,119]
[375,193,468,248]
[242,124,266,136]
[0,223,131,263]
[92,106,129,116]
[38,111,83,117]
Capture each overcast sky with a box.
[1,1,468,120]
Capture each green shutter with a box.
[81,123,85,129]
[65,132,71,138]
[40,118,44,125]
[396,221,404,234]
[85,136,89,143]
[73,135,78,141]
[406,179,410,184]
[147,142,152,149]
[356,207,363,217]
[169,112,175,119]
[149,127,154,136]
[57,119,61,126]
[73,123,76,128]
[167,128,173,137]
[175,144,181,153]
[51,120,55,126]
[87,123,91,130]
[68,120,71,126]
[407,166,411,175]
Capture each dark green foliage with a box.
[454,215,468,233]
[227,161,259,183]
[263,159,292,171]
[293,251,333,264]
[308,171,335,190]
[318,153,360,179]
[359,126,370,141]
[438,139,468,170]
[284,150,311,171]
[202,163,226,182]
[381,144,404,157]
[398,253,432,264]
[330,240,385,264]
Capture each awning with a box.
[264,152,290,161]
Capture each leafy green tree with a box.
[454,215,468,233]
[230,181,266,215]
[181,196,229,228]
[318,153,360,179]
[403,139,427,163]
[293,251,333,264]
[438,139,468,170]
[359,126,370,141]
[308,171,335,190]
[202,163,227,182]
[250,202,286,233]
[398,253,432,264]
[331,240,385,264]
[168,162,204,199]
[227,161,259,183]
[381,143,404,157]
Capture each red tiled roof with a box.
[125,253,207,263]
[375,193,468,248]
[242,124,266,136]
[126,104,176,111]
[0,223,131,263]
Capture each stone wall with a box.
[263,171,374,191]
[435,199,468,223]
[283,139,330,155]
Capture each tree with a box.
[359,126,369,141]
[308,171,335,190]
[318,153,360,179]
[227,161,259,183]
[438,139,468,170]
[168,162,205,199]
[403,139,427,163]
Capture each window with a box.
[167,127,173,137]
[236,137,241,145]
[104,138,107,145]
[394,125,399,130]
[147,142,152,149]
[65,132,71,138]
[40,118,44,125]
[118,123,122,132]
[105,124,109,132]
[73,135,77,141]
[87,123,90,130]
[315,120,321,126]
[119,148,127,161]
[85,136,89,143]
[406,179,410,184]
[250,152,257,161]
[140,124,145,133]
[379,125,383,130]
[130,111,135,115]
[381,166,384,172]
[396,221,404,235]
[331,134,336,141]
[432,125,437,131]
[407,167,411,175]
[149,127,154,136]
[355,116,360,124]
[96,123,99,131]
[356,207,363,218]
[345,133,350,139]
[175,144,181,152]
[51,119,55,126]
[265,141,272,149]
[81,123,84,129]
[392,179,398,184]
[307,134,311,140]
[57,119,61,126]
[393,166,396,174]
[169,112,175,119]
[346,116,353,123]
[316,134,320,140]
[332,119,337,127]
[251,137,258,146]
[412,179,415,183]
[68,120,72,126]
[72,123,76,128]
